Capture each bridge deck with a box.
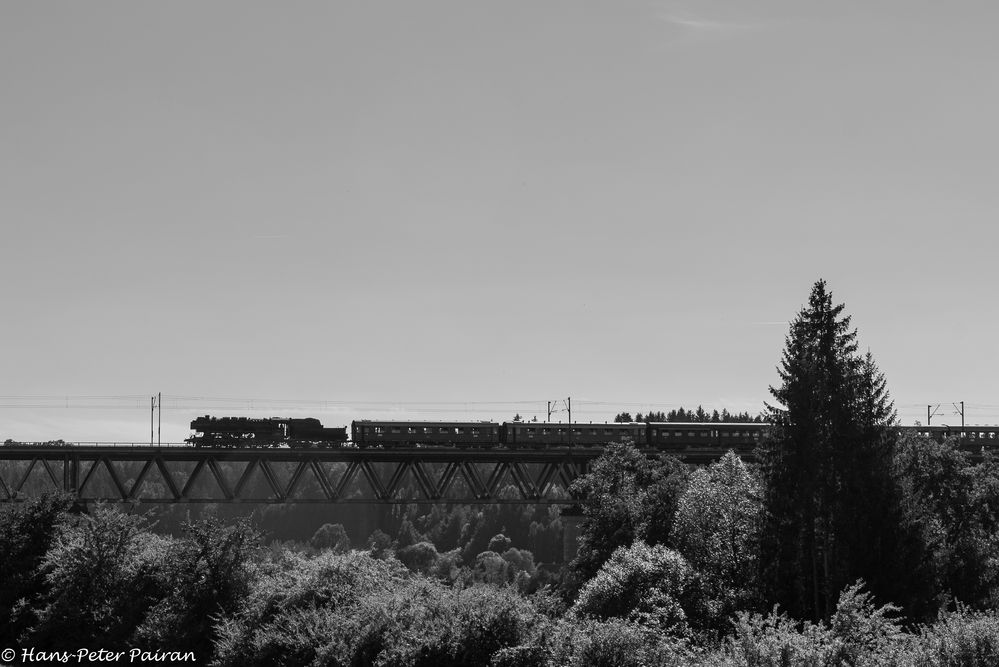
[0,445,735,504]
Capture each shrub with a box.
[502,616,696,667]
[213,550,410,666]
[134,517,260,658]
[397,541,440,574]
[724,582,906,667]
[572,542,694,635]
[310,523,351,552]
[912,607,999,667]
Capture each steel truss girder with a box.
[0,447,609,504]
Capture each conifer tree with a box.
[760,280,900,620]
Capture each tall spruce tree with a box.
[760,280,901,621]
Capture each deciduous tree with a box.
[567,443,688,588]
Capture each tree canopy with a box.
[760,279,903,620]
[567,443,688,589]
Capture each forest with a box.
[4,280,999,666]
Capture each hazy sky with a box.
[3,1,998,442]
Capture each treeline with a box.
[613,407,765,423]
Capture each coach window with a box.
[374,426,384,435]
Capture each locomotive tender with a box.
[187,415,999,452]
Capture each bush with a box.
[827,581,903,665]
[723,581,906,667]
[213,550,410,666]
[310,523,351,552]
[134,517,260,658]
[499,616,696,667]
[354,581,537,666]
[572,542,694,635]
[397,541,440,574]
[912,607,999,667]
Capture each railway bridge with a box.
[0,443,734,505]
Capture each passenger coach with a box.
[504,421,645,448]
[648,422,765,452]
[351,420,501,448]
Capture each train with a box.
[186,416,999,451]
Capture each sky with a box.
[2,1,998,442]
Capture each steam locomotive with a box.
[187,416,999,452]
[187,416,347,448]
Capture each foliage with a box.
[893,432,999,611]
[613,408,763,424]
[214,550,410,666]
[912,607,999,667]
[489,533,513,553]
[133,516,260,658]
[396,541,467,581]
[352,581,537,666]
[673,451,763,630]
[0,492,75,645]
[367,528,394,559]
[469,547,537,591]
[494,616,697,667]
[310,523,351,552]
[396,517,428,549]
[572,541,695,635]
[760,279,903,621]
[567,442,688,588]
[8,498,999,665]
[724,581,904,667]
[216,551,538,667]
[23,505,172,650]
